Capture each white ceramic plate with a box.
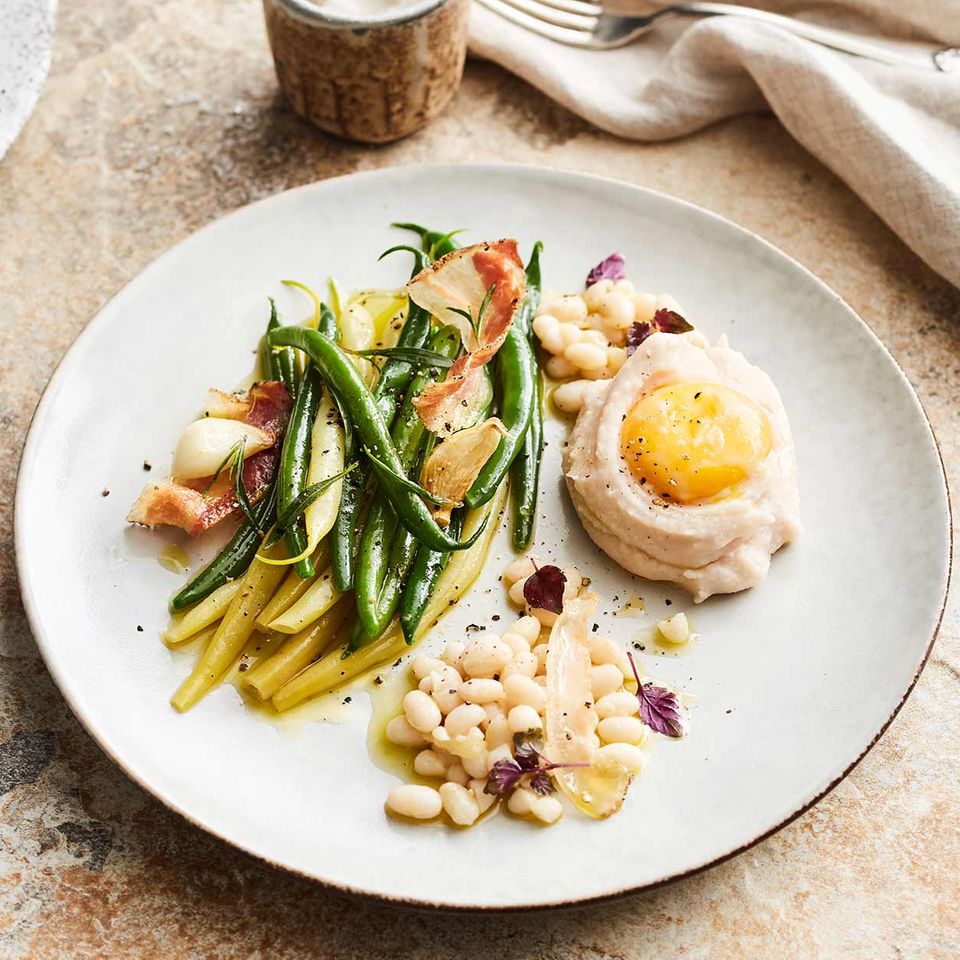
[16,165,950,910]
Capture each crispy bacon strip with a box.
[408,240,525,436]
[127,380,292,535]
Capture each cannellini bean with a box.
[501,631,530,655]
[596,691,640,719]
[507,578,529,606]
[460,678,504,705]
[461,752,490,780]
[508,704,543,734]
[531,606,558,627]
[590,663,624,700]
[658,612,691,645]
[581,328,608,347]
[403,690,442,733]
[590,635,625,667]
[414,749,448,778]
[532,313,564,354]
[445,703,487,737]
[442,640,465,671]
[613,279,635,297]
[483,702,504,725]
[418,674,434,693]
[504,674,547,711]
[439,782,481,825]
[513,616,542,643]
[430,667,462,715]
[565,342,607,372]
[599,742,647,774]
[386,715,426,747]
[583,279,614,311]
[598,715,647,745]
[558,321,583,348]
[581,365,611,381]
[598,293,634,329]
[412,655,445,680]
[444,762,470,786]
[606,346,627,373]
[461,637,513,678]
[552,380,588,414]
[502,651,539,680]
[504,555,538,584]
[531,795,563,824]
[546,355,578,379]
[551,295,588,324]
[486,743,513,769]
[485,715,512,750]
[386,784,442,820]
[470,778,498,814]
[534,644,550,673]
[632,291,657,323]
[507,787,537,816]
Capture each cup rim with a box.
[269,0,450,29]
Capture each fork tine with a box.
[490,0,599,31]
[474,0,598,47]
[526,0,602,16]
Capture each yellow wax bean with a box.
[255,543,327,630]
[267,565,339,634]
[163,580,240,646]
[171,544,287,712]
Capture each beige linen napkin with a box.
[470,1,960,288]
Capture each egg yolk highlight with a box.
[620,382,771,504]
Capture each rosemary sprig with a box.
[363,446,456,507]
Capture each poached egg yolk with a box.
[620,381,771,504]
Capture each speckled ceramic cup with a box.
[262,0,469,144]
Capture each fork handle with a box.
[672,2,959,71]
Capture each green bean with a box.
[464,324,536,509]
[400,509,463,644]
[329,251,433,592]
[265,298,300,396]
[354,326,460,640]
[510,242,544,549]
[319,301,338,340]
[278,365,322,579]
[171,481,278,611]
[267,326,484,553]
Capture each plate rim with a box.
[13,162,952,911]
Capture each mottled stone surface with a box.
[1,0,959,956]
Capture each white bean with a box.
[412,655,445,680]
[583,278,614,311]
[513,616,542,642]
[502,651,539,680]
[552,379,588,414]
[590,663,624,700]
[606,346,627,373]
[501,631,530,656]
[597,715,647,745]
[483,702,504,725]
[558,321,583,348]
[413,749,448,778]
[532,313,564,354]
[533,643,550,673]
[439,782,480,826]
[441,640,465,671]
[403,690,442,733]
[386,784,442,820]
[470,778,498,814]
[531,606,558,627]
[599,742,647,774]
[430,667,462,715]
[461,637,513,679]
[595,691,640,719]
[565,342,607,372]
[444,762,470,786]
[589,635,624,667]
[460,678,504,705]
[551,295,588,325]
[507,787,537,816]
[598,292,634,329]
[531,795,563,824]
[461,752,490,780]
[632,291,657,323]
[546,354,578,379]
[486,743,513,770]
[508,704,543,734]
[445,703,487,738]
[658,612,691,645]
[613,279,635,297]
[581,328,608,348]
[385,715,425,747]
[503,674,547,711]
[508,578,528,606]
[485,715,512,750]
[504,555,538,584]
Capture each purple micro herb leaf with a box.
[627,651,685,739]
[485,738,589,797]
[625,308,694,356]
[513,738,544,771]
[652,308,694,336]
[522,564,567,614]
[485,759,525,797]
[529,770,556,796]
[586,252,626,287]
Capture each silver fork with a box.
[474,0,960,71]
